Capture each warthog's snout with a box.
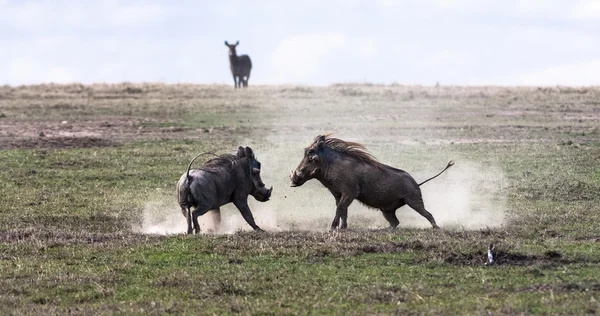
[263,186,273,201]
[290,170,300,187]
[290,170,309,187]
[255,186,273,202]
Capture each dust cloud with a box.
[133,86,508,235]
[401,160,507,229]
[132,199,215,235]
[131,193,282,235]
[133,141,508,235]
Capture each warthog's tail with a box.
[186,152,218,182]
[418,160,455,186]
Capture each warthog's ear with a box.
[316,135,326,148]
[236,146,245,158]
[245,147,255,160]
[224,41,229,46]
[235,40,239,46]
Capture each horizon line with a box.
[3,82,600,89]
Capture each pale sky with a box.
[1,0,599,86]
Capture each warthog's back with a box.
[354,165,421,208]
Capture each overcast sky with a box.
[1,0,599,86]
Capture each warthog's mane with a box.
[310,135,380,168]
[201,154,240,173]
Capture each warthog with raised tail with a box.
[225,40,252,88]
[290,134,454,230]
[177,146,272,234]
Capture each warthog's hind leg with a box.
[192,206,212,234]
[184,206,193,234]
[406,198,439,229]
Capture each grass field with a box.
[0,83,599,314]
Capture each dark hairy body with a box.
[225,41,252,88]
[177,147,272,234]
[290,135,454,230]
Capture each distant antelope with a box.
[225,41,252,88]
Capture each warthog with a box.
[177,146,272,234]
[290,135,454,230]
[225,40,252,88]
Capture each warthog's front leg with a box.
[331,195,354,230]
[233,200,262,231]
[381,208,400,230]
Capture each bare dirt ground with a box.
[0,116,243,149]
[1,83,598,151]
[0,83,253,149]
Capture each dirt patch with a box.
[1,136,118,150]
[0,117,132,149]
[519,283,600,293]
[359,240,433,254]
[221,230,595,268]
[440,249,598,267]
[0,227,163,247]
[365,285,414,304]
[0,116,243,150]
[154,273,195,288]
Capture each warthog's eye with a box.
[308,155,318,162]
[252,167,260,174]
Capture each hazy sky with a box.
[1,0,599,86]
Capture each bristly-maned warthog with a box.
[290,135,454,230]
[177,147,272,234]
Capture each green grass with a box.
[0,84,599,315]
[2,229,599,314]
